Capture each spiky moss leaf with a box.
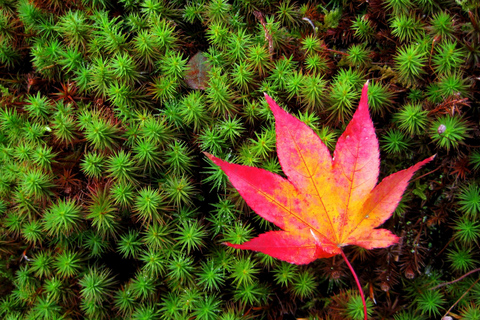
[42,198,83,237]
[457,182,480,218]
[107,82,150,114]
[351,15,375,42]
[429,114,470,151]
[174,219,206,254]
[269,55,296,91]
[28,296,62,320]
[87,189,120,238]
[20,168,55,202]
[290,269,317,299]
[197,258,226,292]
[130,271,157,301]
[43,277,67,303]
[134,186,168,225]
[285,71,304,101]
[0,107,24,139]
[117,229,143,259]
[81,152,106,179]
[166,253,196,289]
[111,180,135,209]
[453,216,480,245]
[29,250,54,279]
[346,44,372,68]
[113,283,136,317]
[159,292,182,319]
[447,243,479,273]
[394,44,427,88]
[428,11,456,40]
[133,29,159,68]
[0,12,16,41]
[157,50,188,80]
[139,116,176,146]
[54,250,83,278]
[367,80,394,117]
[84,116,121,151]
[393,310,423,320]
[163,175,196,208]
[390,14,424,43]
[51,111,77,145]
[249,126,276,160]
[327,80,360,125]
[32,144,56,171]
[299,73,327,112]
[222,221,254,247]
[192,294,222,320]
[180,91,210,133]
[206,68,238,116]
[471,149,480,171]
[139,248,166,278]
[230,60,254,93]
[106,150,138,185]
[110,52,141,85]
[21,220,44,245]
[198,126,227,156]
[247,44,273,76]
[414,289,445,317]
[79,267,116,314]
[232,282,268,307]
[82,230,110,258]
[183,2,204,24]
[344,294,374,320]
[301,34,322,56]
[381,129,411,154]
[56,10,91,49]
[88,56,115,97]
[133,138,163,173]
[131,303,160,319]
[205,0,231,24]
[30,38,63,80]
[24,92,51,121]
[142,222,174,251]
[227,28,252,62]
[432,41,465,75]
[393,103,429,136]
[229,255,259,288]
[459,304,480,320]
[383,0,414,15]
[149,75,179,104]
[436,73,470,99]
[273,261,299,287]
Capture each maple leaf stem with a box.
[340,248,368,320]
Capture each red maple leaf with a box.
[207,82,434,265]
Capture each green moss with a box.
[0,0,478,318]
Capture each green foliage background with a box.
[0,0,480,319]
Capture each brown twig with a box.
[430,268,480,290]
[253,11,274,60]
[442,278,479,319]
[410,163,441,184]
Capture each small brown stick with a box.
[442,278,479,319]
[323,47,349,56]
[253,11,274,59]
[430,267,480,290]
[410,164,441,184]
